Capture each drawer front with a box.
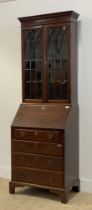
[13,129,63,143]
[12,140,64,156]
[12,167,64,187]
[12,153,64,171]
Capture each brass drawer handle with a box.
[48,177,55,182]
[48,134,54,139]
[57,144,62,148]
[48,160,54,166]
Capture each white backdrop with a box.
[0,0,92,192]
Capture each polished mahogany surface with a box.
[12,103,70,129]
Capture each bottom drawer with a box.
[12,167,64,188]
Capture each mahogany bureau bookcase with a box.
[9,11,80,203]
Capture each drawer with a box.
[13,129,63,143]
[12,140,64,156]
[12,167,64,188]
[12,153,64,171]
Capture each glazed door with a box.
[23,27,44,101]
[47,25,69,101]
[23,25,69,102]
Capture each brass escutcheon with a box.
[48,133,54,139]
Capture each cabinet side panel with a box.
[64,105,79,188]
[70,22,78,103]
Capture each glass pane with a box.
[48,83,55,99]
[24,28,43,99]
[25,60,30,69]
[48,26,68,100]
[49,70,56,81]
[31,70,36,81]
[37,82,42,98]
[31,60,36,69]
[25,82,30,99]
[31,82,36,99]
[25,70,30,81]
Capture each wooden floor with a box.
[0,178,92,210]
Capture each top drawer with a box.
[13,129,63,143]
